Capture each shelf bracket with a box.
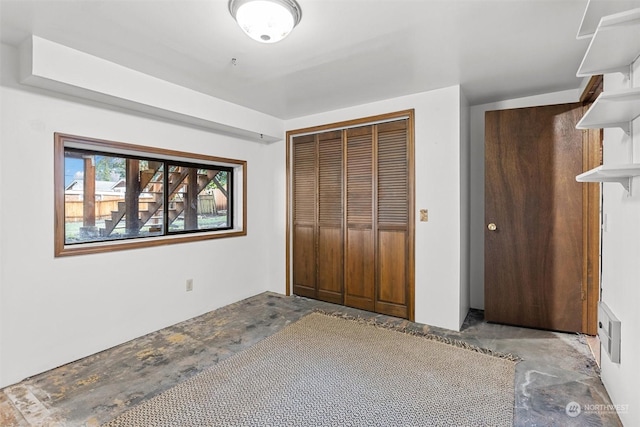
[579,122,631,135]
[579,64,633,80]
[619,64,632,81]
[619,177,631,193]
[599,178,632,193]
[618,121,631,136]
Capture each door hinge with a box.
[581,290,586,301]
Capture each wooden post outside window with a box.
[125,159,140,236]
[80,155,97,238]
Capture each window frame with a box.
[54,133,247,257]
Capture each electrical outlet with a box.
[186,279,193,292]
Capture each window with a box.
[55,134,246,256]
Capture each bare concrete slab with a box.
[0,292,622,426]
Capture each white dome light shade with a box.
[229,0,302,43]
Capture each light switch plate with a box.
[420,209,428,222]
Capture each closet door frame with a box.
[286,109,415,321]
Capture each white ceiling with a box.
[1,0,596,119]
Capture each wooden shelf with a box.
[576,163,640,192]
[577,7,640,77]
[577,0,640,39]
[576,87,640,134]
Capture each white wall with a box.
[265,138,287,293]
[468,89,580,309]
[1,37,473,386]
[0,53,4,388]
[20,36,283,142]
[598,59,640,426]
[284,85,468,331]
[0,43,279,388]
[459,90,470,326]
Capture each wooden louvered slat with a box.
[292,135,317,298]
[375,119,410,319]
[317,130,344,304]
[378,121,408,226]
[293,136,316,225]
[318,131,342,225]
[344,126,375,312]
[346,127,373,224]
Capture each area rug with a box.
[103,312,517,426]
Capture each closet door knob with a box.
[487,223,497,231]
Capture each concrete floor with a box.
[0,292,622,426]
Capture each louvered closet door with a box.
[344,126,376,311]
[376,120,410,318]
[292,135,317,298]
[291,114,413,319]
[317,131,344,303]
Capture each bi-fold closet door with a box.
[292,118,413,319]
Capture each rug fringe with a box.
[312,309,522,362]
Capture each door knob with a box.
[487,223,497,231]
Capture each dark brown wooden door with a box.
[485,103,585,333]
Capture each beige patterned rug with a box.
[103,312,517,426]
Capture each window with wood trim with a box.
[55,133,246,256]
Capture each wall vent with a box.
[598,301,621,363]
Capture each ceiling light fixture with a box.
[228,0,302,44]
